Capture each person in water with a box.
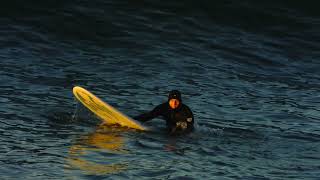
[134,90,194,135]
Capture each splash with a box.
[194,123,224,137]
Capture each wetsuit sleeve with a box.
[133,104,165,123]
[187,107,194,130]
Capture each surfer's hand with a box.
[176,121,187,129]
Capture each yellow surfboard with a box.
[73,86,148,131]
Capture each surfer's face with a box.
[169,99,180,109]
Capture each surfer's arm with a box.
[134,104,165,122]
[187,108,194,131]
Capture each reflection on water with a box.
[67,158,127,175]
[66,123,128,175]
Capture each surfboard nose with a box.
[73,86,82,94]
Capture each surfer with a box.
[134,90,194,135]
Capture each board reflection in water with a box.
[66,124,128,175]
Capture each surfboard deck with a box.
[73,86,148,131]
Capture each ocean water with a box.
[0,0,319,179]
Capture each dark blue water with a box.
[1,0,320,179]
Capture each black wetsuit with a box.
[134,90,194,135]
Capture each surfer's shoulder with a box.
[152,102,167,111]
